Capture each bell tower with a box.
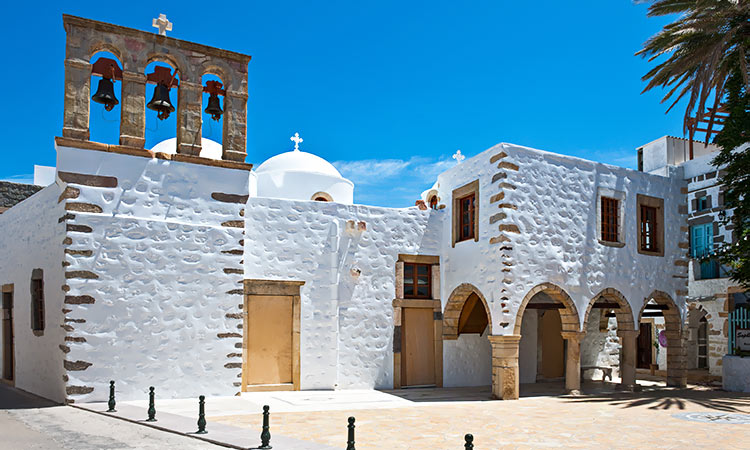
[60,14,252,163]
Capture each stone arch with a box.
[514,282,580,335]
[582,288,635,332]
[443,283,492,339]
[87,42,124,63]
[143,53,186,80]
[638,290,686,387]
[638,290,682,331]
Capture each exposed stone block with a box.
[497,203,518,210]
[66,224,92,233]
[489,152,508,163]
[221,249,244,255]
[65,271,99,279]
[221,220,244,228]
[489,192,505,203]
[498,224,520,233]
[65,249,93,257]
[224,362,242,369]
[58,213,76,223]
[65,295,95,304]
[225,313,243,319]
[66,386,94,395]
[489,213,507,224]
[497,161,519,171]
[66,202,103,213]
[58,187,80,203]
[491,172,508,183]
[218,332,242,339]
[64,336,87,343]
[58,171,118,188]
[64,360,93,371]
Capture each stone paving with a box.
[211,384,750,449]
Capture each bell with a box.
[91,78,119,111]
[204,93,223,121]
[147,83,175,120]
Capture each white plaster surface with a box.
[722,355,750,393]
[442,333,492,387]
[580,309,620,379]
[518,310,538,383]
[0,184,67,402]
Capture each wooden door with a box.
[246,295,293,386]
[401,307,436,387]
[540,310,565,379]
[2,291,13,382]
[637,323,653,369]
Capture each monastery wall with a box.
[243,197,441,389]
[54,144,250,402]
[434,143,688,337]
[0,184,67,402]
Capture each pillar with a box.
[489,335,521,400]
[617,330,638,391]
[176,81,203,156]
[222,90,248,162]
[561,331,585,395]
[62,59,91,140]
[119,71,146,148]
[665,329,688,388]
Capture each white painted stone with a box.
[722,355,750,393]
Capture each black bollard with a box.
[464,433,474,450]
[146,386,157,422]
[259,405,272,449]
[107,380,116,412]
[196,395,207,434]
[346,416,356,450]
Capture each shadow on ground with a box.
[0,383,59,410]
[565,386,750,412]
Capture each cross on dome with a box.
[452,149,465,164]
[152,14,173,36]
[290,132,303,151]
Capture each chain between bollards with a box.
[464,433,474,449]
[146,386,157,422]
[346,416,356,450]
[259,404,272,449]
[196,395,207,434]
[106,380,116,412]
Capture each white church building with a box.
[0,15,691,404]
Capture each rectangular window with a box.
[691,223,719,279]
[640,205,658,252]
[601,197,619,243]
[31,272,44,332]
[458,193,475,242]
[697,196,708,211]
[403,263,431,299]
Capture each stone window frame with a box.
[636,194,665,257]
[452,180,479,247]
[596,187,626,248]
[30,269,44,336]
[393,254,442,389]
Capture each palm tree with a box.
[637,0,750,132]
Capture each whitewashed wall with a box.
[443,333,492,387]
[243,197,441,389]
[55,145,249,402]
[0,185,67,402]
[434,143,687,337]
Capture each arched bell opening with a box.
[636,291,686,388]
[443,284,493,388]
[200,73,225,159]
[89,52,123,145]
[515,283,581,396]
[581,289,636,390]
[144,61,180,150]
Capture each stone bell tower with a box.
[61,14,252,163]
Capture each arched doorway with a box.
[637,291,686,387]
[581,288,637,390]
[514,283,582,395]
[443,284,493,389]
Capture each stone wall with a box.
[0,181,43,213]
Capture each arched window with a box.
[429,195,438,209]
[200,73,225,158]
[30,269,44,334]
[144,61,180,150]
[89,52,123,144]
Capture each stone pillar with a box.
[665,329,688,388]
[561,331,585,395]
[62,59,91,140]
[222,90,248,162]
[176,81,203,156]
[119,71,146,148]
[617,330,638,391]
[489,335,521,400]
[395,262,404,299]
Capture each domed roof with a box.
[150,137,223,160]
[255,150,343,178]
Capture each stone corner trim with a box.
[66,385,94,395]
[65,202,104,214]
[63,360,93,371]
[212,192,250,204]
[65,271,99,280]
[221,220,244,228]
[58,171,118,188]
[489,151,508,164]
[65,295,95,304]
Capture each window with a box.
[691,223,719,279]
[636,194,664,256]
[429,195,438,210]
[601,197,619,243]
[697,196,708,211]
[310,192,332,202]
[451,180,479,246]
[403,263,431,298]
[30,269,44,333]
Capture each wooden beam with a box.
[525,303,564,309]
[591,302,621,309]
[641,311,664,318]
[643,304,669,311]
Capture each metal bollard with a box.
[146,386,157,422]
[196,395,207,434]
[464,433,474,449]
[107,380,116,412]
[346,416,356,450]
[259,405,272,449]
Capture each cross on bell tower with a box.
[152,14,172,36]
[290,132,303,151]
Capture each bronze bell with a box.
[204,93,223,121]
[147,83,175,120]
[91,78,119,111]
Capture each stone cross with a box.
[452,149,465,164]
[290,132,303,151]
[152,14,173,36]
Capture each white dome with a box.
[150,137,223,160]
[255,150,343,178]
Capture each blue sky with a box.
[0,1,682,207]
